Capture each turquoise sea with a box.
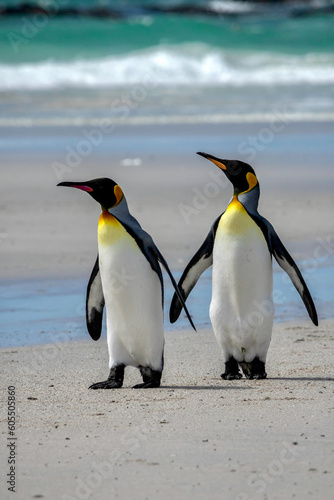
[0,1,334,124]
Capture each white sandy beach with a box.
[1,322,333,500]
[1,121,334,499]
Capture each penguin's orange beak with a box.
[197,152,227,170]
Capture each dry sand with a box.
[1,122,334,499]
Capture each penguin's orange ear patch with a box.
[246,172,258,192]
[239,172,258,195]
[114,185,124,206]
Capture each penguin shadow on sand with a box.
[270,376,334,382]
[161,384,253,390]
[161,376,334,389]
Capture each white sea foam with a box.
[1,45,334,91]
[1,111,334,128]
[208,0,255,13]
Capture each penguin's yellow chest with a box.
[210,195,274,363]
[98,211,134,247]
[219,197,259,236]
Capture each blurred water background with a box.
[0,0,334,124]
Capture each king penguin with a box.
[170,153,318,380]
[58,178,195,389]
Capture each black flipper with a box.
[169,216,221,324]
[251,214,318,326]
[270,230,318,326]
[113,216,197,331]
[152,245,197,331]
[86,257,105,340]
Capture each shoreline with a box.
[1,255,333,349]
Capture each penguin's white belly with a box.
[210,199,274,362]
[98,212,164,370]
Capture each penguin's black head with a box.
[197,152,258,196]
[57,177,123,210]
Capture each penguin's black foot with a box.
[89,380,122,389]
[133,380,161,389]
[89,364,125,390]
[221,357,242,380]
[221,372,243,380]
[133,366,162,389]
[241,357,267,380]
[248,372,267,380]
